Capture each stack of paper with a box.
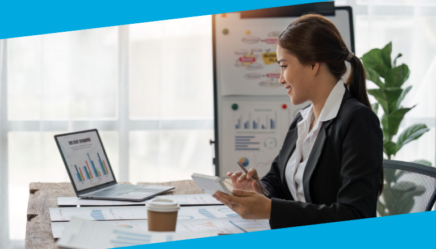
[52,217,270,239]
[57,217,218,249]
[51,206,271,238]
[53,194,271,245]
[49,205,240,221]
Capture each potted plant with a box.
[361,42,430,164]
[361,42,430,216]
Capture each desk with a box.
[25,181,205,249]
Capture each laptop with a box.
[55,129,174,201]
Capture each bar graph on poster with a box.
[57,131,115,191]
[221,101,293,177]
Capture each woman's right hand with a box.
[227,168,263,194]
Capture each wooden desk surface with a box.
[25,180,205,249]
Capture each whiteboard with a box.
[212,6,355,177]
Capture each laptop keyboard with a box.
[87,184,133,197]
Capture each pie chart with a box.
[238,157,249,167]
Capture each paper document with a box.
[50,206,148,221]
[177,217,270,234]
[50,205,238,221]
[221,101,300,178]
[177,206,240,220]
[56,217,218,249]
[52,217,270,238]
[52,220,149,239]
[157,194,223,206]
[57,194,222,206]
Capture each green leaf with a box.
[384,169,396,183]
[365,67,384,88]
[381,42,392,69]
[393,53,402,68]
[385,64,410,88]
[395,86,412,109]
[384,87,403,114]
[381,107,414,138]
[396,124,430,151]
[413,159,432,166]
[371,103,379,115]
[368,88,402,114]
[368,89,388,114]
[361,48,389,78]
[384,141,397,158]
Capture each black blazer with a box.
[261,85,383,229]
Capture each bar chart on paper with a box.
[222,101,292,177]
[235,112,277,130]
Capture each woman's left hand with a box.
[213,189,271,220]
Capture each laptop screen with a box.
[55,130,115,192]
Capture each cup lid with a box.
[146,198,180,212]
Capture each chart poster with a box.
[221,101,304,177]
[216,22,286,96]
[56,131,115,191]
[215,11,353,96]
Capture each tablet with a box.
[191,173,233,196]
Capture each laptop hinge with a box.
[77,181,118,196]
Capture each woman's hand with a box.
[213,189,271,220]
[227,168,263,194]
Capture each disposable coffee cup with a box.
[146,198,180,232]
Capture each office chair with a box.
[377,160,436,217]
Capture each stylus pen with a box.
[236,162,270,197]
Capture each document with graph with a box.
[177,217,270,234]
[57,217,218,249]
[221,101,294,178]
[52,217,270,238]
[50,206,239,221]
[49,206,149,221]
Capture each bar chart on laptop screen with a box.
[57,131,115,191]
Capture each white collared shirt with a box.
[285,79,346,202]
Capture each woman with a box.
[213,14,383,228]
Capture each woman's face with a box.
[276,45,315,105]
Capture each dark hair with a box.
[278,14,371,109]
[278,14,383,196]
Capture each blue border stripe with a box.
[120,211,436,248]
[0,0,329,39]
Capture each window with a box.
[1,15,214,242]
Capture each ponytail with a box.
[347,53,384,196]
[346,54,372,109]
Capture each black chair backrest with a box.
[378,160,436,216]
